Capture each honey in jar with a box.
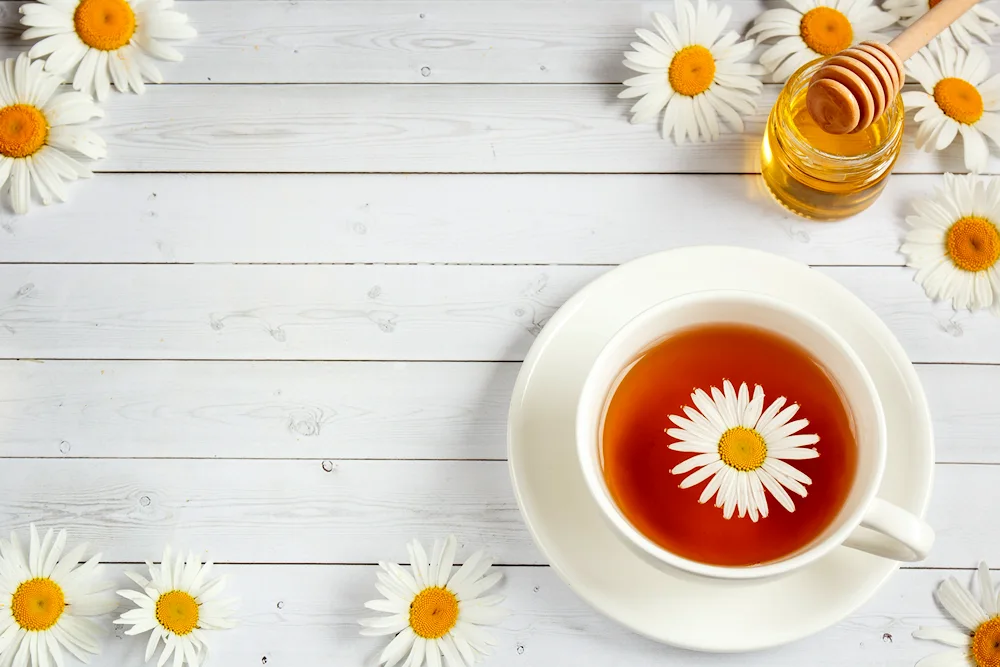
[761,59,904,220]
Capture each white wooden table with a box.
[3,1,1000,665]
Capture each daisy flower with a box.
[114,546,238,667]
[20,0,196,101]
[666,380,820,522]
[0,524,117,667]
[901,172,1000,315]
[360,536,506,667]
[747,0,896,82]
[904,40,1000,173]
[913,562,1000,667]
[619,0,765,144]
[0,52,104,215]
[884,0,1000,49]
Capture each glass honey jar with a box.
[760,59,904,221]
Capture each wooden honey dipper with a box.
[806,0,980,134]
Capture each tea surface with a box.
[601,323,857,566]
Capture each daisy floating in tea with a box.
[666,380,820,522]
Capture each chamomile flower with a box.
[884,0,1000,49]
[904,40,1000,173]
[667,380,820,522]
[913,562,1000,667]
[0,524,117,667]
[20,0,196,101]
[360,536,506,667]
[747,0,896,82]
[901,173,1000,315]
[619,0,765,143]
[115,546,238,667]
[0,52,104,215]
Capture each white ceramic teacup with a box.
[576,290,935,581]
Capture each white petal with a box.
[407,540,431,590]
[671,452,721,476]
[697,467,726,504]
[47,125,108,160]
[72,48,99,98]
[913,626,973,647]
[438,635,465,667]
[764,458,812,488]
[758,403,800,438]
[678,459,724,488]
[458,605,506,625]
[425,640,443,667]
[754,396,787,431]
[691,388,727,431]
[379,628,415,667]
[770,433,820,449]
[9,160,29,214]
[93,50,110,101]
[937,577,990,630]
[769,446,820,460]
[407,637,427,667]
[446,552,492,595]
[365,598,408,614]
[748,470,769,518]
[756,468,796,512]
[959,124,990,173]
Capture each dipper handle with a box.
[805,0,979,134]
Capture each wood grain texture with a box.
[63,564,973,667]
[0,264,591,361]
[88,84,998,174]
[0,1,946,84]
[0,264,998,362]
[2,361,997,463]
[0,360,515,459]
[0,459,992,567]
[0,0,992,660]
[0,173,934,265]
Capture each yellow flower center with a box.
[74,0,136,51]
[668,45,716,97]
[718,426,768,472]
[155,590,199,636]
[972,617,1000,667]
[0,104,48,159]
[946,216,1000,272]
[11,578,66,631]
[934,78,984,125]
[408,586,459,640]
[799,7,854,56]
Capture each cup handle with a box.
[843,497,935,562]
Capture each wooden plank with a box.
[0,459,989,567]
[827,268,1000,365]
[0,264,597,362]
[0,1,647,85]
[89,84,995,174]
[919,365,1000,464]
[0,360,515,460]
[0,265,998,363]
[2,361,996,464]
[0,1,947,84]
[69,564,972,666]
[0,173,932,266]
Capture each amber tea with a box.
[600,323,858,567]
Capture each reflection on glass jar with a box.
[760,59,904,221]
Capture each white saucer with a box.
[507,247,934,652]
